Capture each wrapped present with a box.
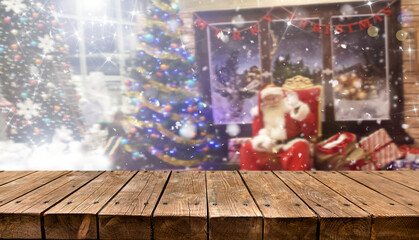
[315,132,357,170]
[358,128,402,170]
[228,138,251,163]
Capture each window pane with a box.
[86,57,120,75]
[270,19,322,86]
[208,22,261,124]
[60,18,80,56]
[84,22,117,54]
[331,15,389,121]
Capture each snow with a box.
[0,125,111,170]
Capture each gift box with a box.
[315,132,358,170]
[228,138,251,163]
[358,128,402,170]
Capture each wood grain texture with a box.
[207,171,262,240]
[43,171,136,239]
[342,171,419,212]
[372,171,419,191]
[0,171,35,186]
[99,171,170,240]
[154,171,207,240]
[0,171,101,239]
[308,171,419,240]
[240,171,317,240]
[0,171,68,207]
[273,171,371,240]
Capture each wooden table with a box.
[0,171,417,239]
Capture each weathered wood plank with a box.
[0,171,68,207]
[342,171,419,212]
[372,171,419,191]
[404,116,419,128]
[207,171,262,240]
[404,83,419,94]
[273,171,371,240]
[99,171,170,240]
[403,74,419,83]
[0,171,102,239]
[154,171,207,240]
[43,171,136,240]
[0,171,36,186]
[240,171,317,240]
[308,171,419,239]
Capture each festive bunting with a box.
[193,0,396,39]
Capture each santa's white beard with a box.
[261,102,290,141]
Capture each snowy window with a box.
[331,14,390,121]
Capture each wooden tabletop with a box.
[0,171,417,240]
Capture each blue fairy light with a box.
[19,17,27,23]
[133,151,141,157]
[21,92,28,99]
[30,41,37,47]
[120,138,129,145]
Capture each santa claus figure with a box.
[240,84,315,170]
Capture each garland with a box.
[137,44,189,63]
[124,143,211,167]
[135,66,197,96]
[125,91,202,122]
[124,116,213,145]
[194,0,397,38]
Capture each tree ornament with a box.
[34,128,41,134]
[21,92,28,99]
[46,82,54,88]
[3,17,11,24]
[11,44,18,50]
[32,12,39,18]
[35,58,42,65]
[187,107,194,113]
[179,122,197,139]
[160,64,169,71]
[156,72,163,77]
[164,105,172,112]
[144,34,154,43]
[54,105,61,111]
[37,23,44,29]
[124,80,132,86]
[19,17,27,23]
[41,94,48,100]
[11,29,18,36]
[14,54,22,61]
[170,43,178,49]
[29,80,37,85]
[30,41,37,47]
[63,115,70,120]
[0,47,4,54]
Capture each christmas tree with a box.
[0,0,84,144]
[123,0,219,170]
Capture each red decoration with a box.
[193,3,395,38]
[194,18,207,30]
[233,31,241,40]
[124,80,132,87]
[3,17,11,24]
[156,72,163,77]
[14,54,21,61]
[29,80,37,85]
[63,115,70,120]
[160,64,169,71]
[249,24,260,35]
[228,138,251,163]
[164,105,172,112]
[11,44,18,50]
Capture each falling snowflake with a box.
[16,99,41,120]
[38,35,55,54]
[2,0,27,14]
